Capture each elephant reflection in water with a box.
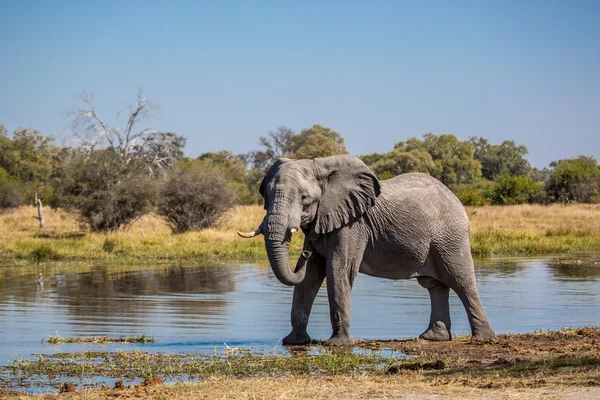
[239,155,495,345]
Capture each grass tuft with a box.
[44,333,155,344]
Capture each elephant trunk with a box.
[264,215,306,286]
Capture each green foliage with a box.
[0,167,24,210]
[0,127,64,205]
[471,137,531,180]
[362,133,481,186]
[29,245,61,261]
[417,133,481,186]
[451,180,493,206]
[196,151,259,204]
[250,125,347,169]
[361,145,435,179]
[288,125,347,159]
[157,164,236,233]
[489,175,546,205]
[531,167,552,183]
[546,156,600,203]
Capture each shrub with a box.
[546,156,600,203]
[0,168,24,210]
[56,150,156,231]
[0,182,23,210]
[489,175,545,205]
[451,180,493,206]
[157,165,236,233]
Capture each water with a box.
[0,255,599,365]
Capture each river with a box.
[0,254,599,365]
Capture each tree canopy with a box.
[250,124,347,169]
[470,137,531,180]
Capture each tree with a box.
[546,156,600,203]
[67,90,185,177]
[361,146,435,180]
[470,137,531,180]
[60,91,183,231]
[361,134,480,185]
[416,133,481,186]
[196,151,259,204]
[250,125,348,169]
[250,126,295,170]
[0,167,24,211]
[0,127,64,204]
[288,125,347,159]
[157,164,236,233]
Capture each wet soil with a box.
[358,327,600,389]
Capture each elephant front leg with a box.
[325,255,360,346]
[282,254,326,345]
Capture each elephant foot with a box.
[282,330,312,346]
[419,321,451,341]
[325,335,354,346]
[471,325,496,342]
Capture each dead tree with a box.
[33,192,44,230]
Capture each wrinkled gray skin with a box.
[255,154,495,346]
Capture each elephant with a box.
[238,154,495,345]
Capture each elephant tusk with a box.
[301,250,312,258]
[237,229,262,238]
[290,228,298,233]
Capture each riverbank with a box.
[2,328,599,399]
[1,204,600,266]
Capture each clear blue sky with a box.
[1,0,598,167]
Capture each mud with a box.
[358,328,600,388]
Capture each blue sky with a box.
[1,0,598,167]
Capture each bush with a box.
[490,175,545,205]
[0,182,23,210]
[451,180,493,206]
[0,168,24,210]
[157,165,236,233]
[546,156,600,203]
[57,150,156,231]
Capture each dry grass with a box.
[11,375,597,400]
[0,205,289,265]
[1,204,599,265]
[467,204,600,255]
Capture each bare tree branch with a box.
[64,90,184,176]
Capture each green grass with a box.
[6,346,402,381]
[44,334,155,344]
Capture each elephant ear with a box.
[259,158,292,210]
[314,155,381,234]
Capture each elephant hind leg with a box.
[417,276,451,341]
[431,245,495,341]
[452,280,496,341]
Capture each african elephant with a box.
[238,154,495,345]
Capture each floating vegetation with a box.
[43,334,155,344]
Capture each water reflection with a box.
[0,254,598,364]
[547,259,600,280]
